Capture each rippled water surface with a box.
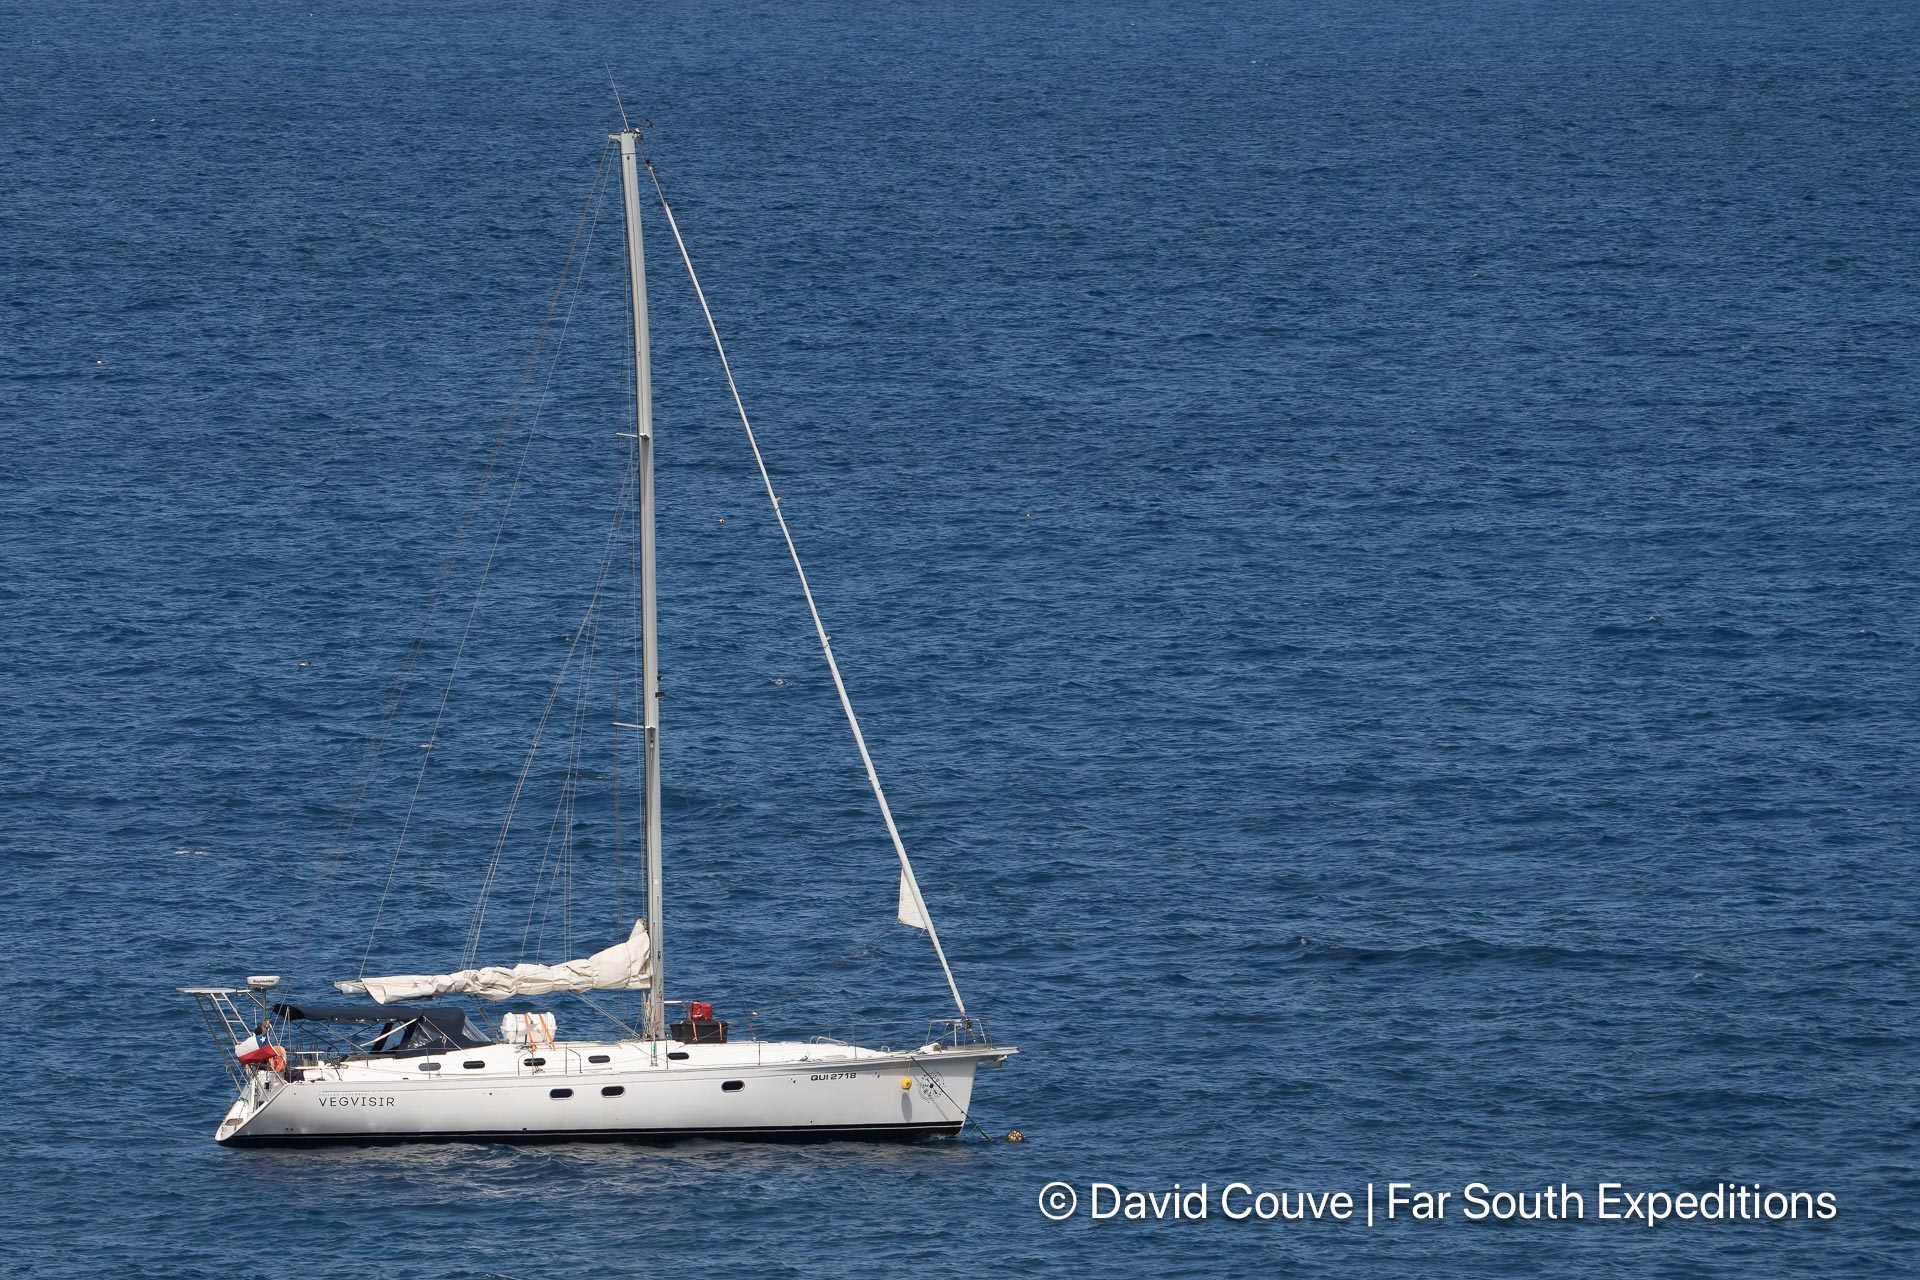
[4,1,1917,1276]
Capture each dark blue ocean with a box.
[4,1,1916,1275]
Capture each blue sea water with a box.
[3,0,1917,1275]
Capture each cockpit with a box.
[272,1002,495,1057]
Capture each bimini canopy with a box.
[275,1002,438,1024]
[272,1002,493,1048]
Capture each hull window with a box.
[550,1088,573,1099]
[721,1080,745,1093]
[602,1086,625,1097]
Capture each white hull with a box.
[217,1039,1010,1145]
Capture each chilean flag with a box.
[235,1032,278,1065]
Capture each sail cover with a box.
[897,870,930,932]
[339,920,653,1004]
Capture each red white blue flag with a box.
[235,1032,277,1065]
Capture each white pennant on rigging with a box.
[897,870,931,932]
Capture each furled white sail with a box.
[338,920,652,1004]
[897,871,930,932]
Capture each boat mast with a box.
[614,128,665,1040]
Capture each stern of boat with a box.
[181,983,288,1144]
[215,1096,250,1144]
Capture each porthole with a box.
[602,1086,625,1097]
[588,1054,611,1064]
[550,1088,573,1098]
[463,1061,486,1070]
[721,1080,744,1093]
[419,1062,441,1072]
[667,1051,689,1061]
[524,1057,546,1067]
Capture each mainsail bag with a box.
[341,920,652,1004]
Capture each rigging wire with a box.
[358,141,618,979]
[637,142,970,1020]
[461,464,634,969]
[667,784,745,1021]
[744,920,902,1020]
[527,605,601,962]
[523,599,600,962]
[286,141,616,995]
[519,647,585,961]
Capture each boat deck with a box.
[299,1037,904,1084]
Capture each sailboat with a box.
[181,126,1013,1145]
